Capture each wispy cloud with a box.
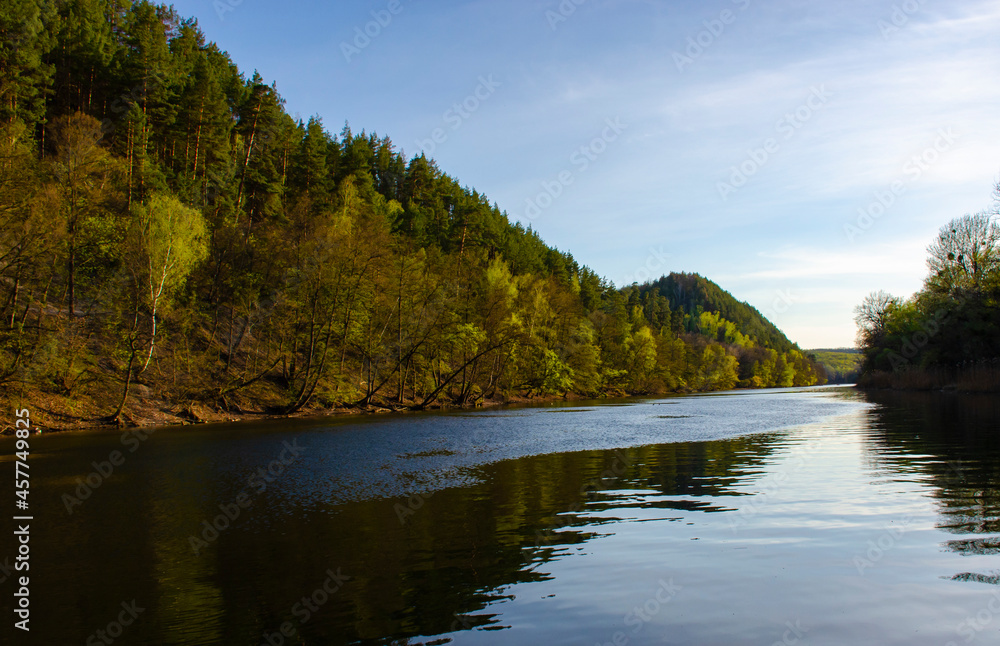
[722,239,930,282]
[168,0,1000,347]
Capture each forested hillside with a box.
[809,349,861,384]
[0,0,825,426]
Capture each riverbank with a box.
[16,386,994,645]
[0,385,600,435]
[4,376,841,435]
[857,364,1000,393]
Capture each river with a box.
[2,386,999,645]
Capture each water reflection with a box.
[323,435,783,644]
[862,391,1000,581]
[7,388,1000,645]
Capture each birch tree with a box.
[112,193,207,422]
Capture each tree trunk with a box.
[235,97,261,217]
[111,340,138,426]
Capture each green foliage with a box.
[641,273,796,351]
[856,209,1000,383]
[696,344,739,391]
[810,349,861,383]
[130,192,208,302]
[0,0,57,130]
[0,0,827,421]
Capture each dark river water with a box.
[3,386,1000,645]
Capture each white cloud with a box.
[177,0,1000,347]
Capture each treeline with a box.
[809,349,861,384]
[0,0,825,424]
[855,193,1000,391]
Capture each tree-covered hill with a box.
[0,0,825,427]
[808,349,861,384]
[639,273,796,352]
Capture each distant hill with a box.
[620,273,826,389]
[639,273,797,352]
[808,349,861,383]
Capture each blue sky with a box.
[170,0,1000,348]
